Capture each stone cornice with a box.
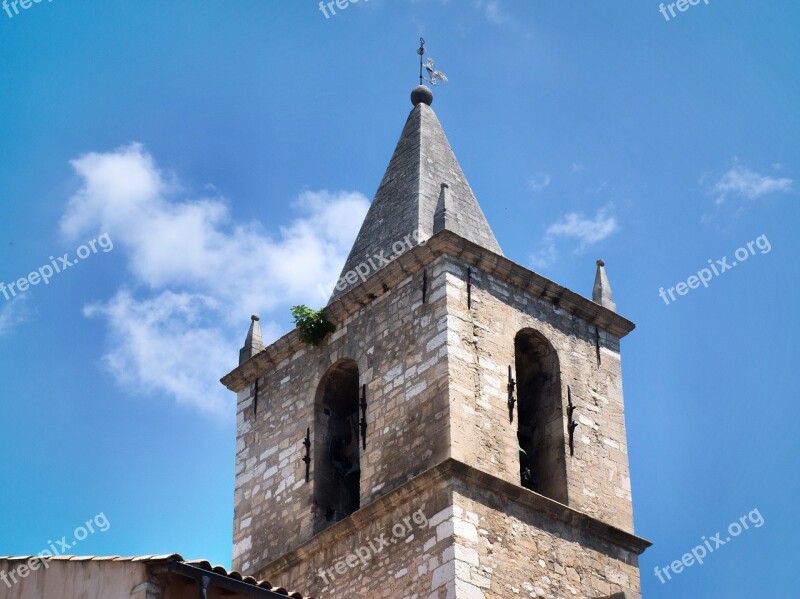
[221,230,635,392]
[255,458,651,579]
[431,230,636,336]
[447,459,652,555]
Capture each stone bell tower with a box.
[222,83,650,598]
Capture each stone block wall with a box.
[255,472,455,598]
[450,476,643,598]
[227,233,646,593]
[252,461,646,599]
[233,258,456,573]
[443,256,635,532]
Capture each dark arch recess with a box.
[515,329,568,503]
[313,359,361,533]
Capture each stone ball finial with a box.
[596,259,605,267]
[411,85,433,106]
[251,314,260,321]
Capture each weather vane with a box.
[417,38,448,87]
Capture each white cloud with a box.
[0,297,29,337]
[66,143,369,417]
[527,173,551,193]
[530,242,558,269]
[84,291,238,415]
[710,164,793,206]
[479,0,509,25]
[529,206,619,269]
[546,207,619,246]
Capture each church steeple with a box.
[329,85,502,302]
[225,53,649,598]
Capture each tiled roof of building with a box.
[0,554,180,563]
[0,554,314,599]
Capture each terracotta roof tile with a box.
[0,554,314,599]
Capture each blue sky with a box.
[0,1,798,597]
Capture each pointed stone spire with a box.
[592,259,616,312]
[329,85,502,302]
[239,314,265,365]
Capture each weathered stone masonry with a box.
[228,244,454,574]
[222,84,650,598]
[223,232,650,598]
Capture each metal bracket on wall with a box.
[507,365,516,422]
[253,377,259,417]
[303,427,311,482]
[594,326,601,367]
[467,266,473,308]
[567,386,578,456]
[359,384,367,450]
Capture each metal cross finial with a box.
[417,38,426,85]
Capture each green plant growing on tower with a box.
[291,305,336,347]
